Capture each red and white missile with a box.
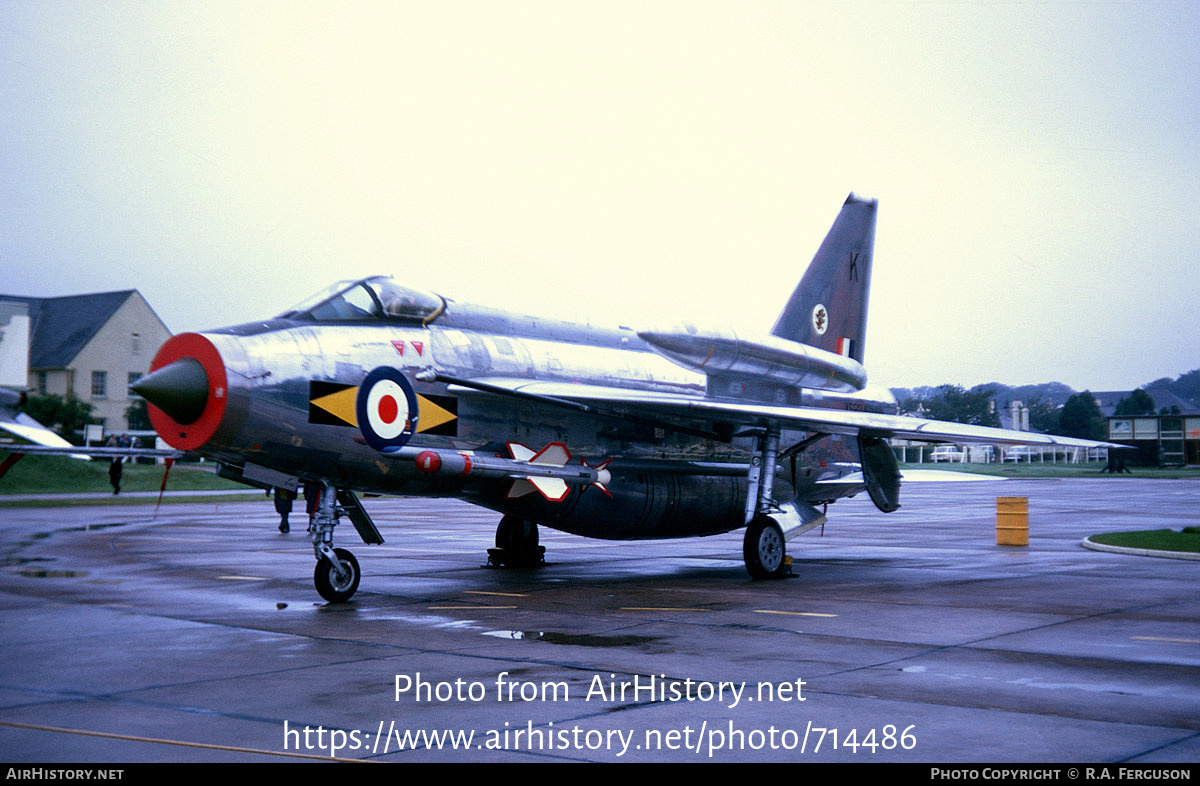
[412,441,611,502]
[638,323,867,393]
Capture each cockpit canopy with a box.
[278,276,445,324]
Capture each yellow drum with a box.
[996,497,1029,546]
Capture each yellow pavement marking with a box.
[0,720,369,763]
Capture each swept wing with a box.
[438,376,1119,450]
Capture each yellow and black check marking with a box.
[308,381,457,435]
[308,381,358,426]
[416,393,458,435]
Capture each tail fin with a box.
[771,194,877,364]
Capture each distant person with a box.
[104,434,122,494]
[1104,454,1132,474]
[108,456,122,495]
[274,487,296,533]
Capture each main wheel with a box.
[744,517,787,579]
[495,515,538,550]
[495,516,541,567]
[314,547,361,602]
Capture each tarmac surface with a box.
[1,477,1198,763]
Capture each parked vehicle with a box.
[931,446,966,462]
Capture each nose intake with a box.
[136,332,230,451]
[131,357,210,425]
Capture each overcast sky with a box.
[3,1,1197,392]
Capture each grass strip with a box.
[1,454,246,495]
[1089,528,1200,554]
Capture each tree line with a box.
[895,366,1200,442]
[18,394,150,444]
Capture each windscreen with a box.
[278,277,444,323]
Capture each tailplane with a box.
[771,194,877,365]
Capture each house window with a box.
[91,371,107,398]
[36,371,47,395]
[128,372,142,397]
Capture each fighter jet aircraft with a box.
[6,195,1115,601]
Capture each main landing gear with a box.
[742,423,792,580]
[744,515,788,579]
[307,482,384,602]
[488,515,545,568]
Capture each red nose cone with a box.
[140,333,228,451]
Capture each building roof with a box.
[1094,389,1199,417]
[0,290,138,369]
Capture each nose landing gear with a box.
[307,482,383,602]
[314,547,360,602]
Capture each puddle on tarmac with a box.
[56,521,137,535]
[347,609,660,648]
[18,568,88,578]
[483,630,659,647]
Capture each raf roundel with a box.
[811,303,829,336]
[356,367,420,451]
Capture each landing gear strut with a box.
[488,515,544,567]
[743,423,791,579]
[309,481,360,602]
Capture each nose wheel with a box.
[314,547,360,602]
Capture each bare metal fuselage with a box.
[192,308,888,541]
